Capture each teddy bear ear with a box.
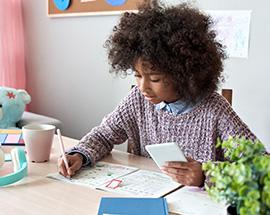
[18,89,31,104]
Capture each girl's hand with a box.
[58,153,83,178]
[161,157,205,187]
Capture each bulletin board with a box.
[48,0,146,17]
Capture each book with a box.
[98,197,169,215]
[165,186,227,215]
[0,129,25,146]
[47,162,181,197]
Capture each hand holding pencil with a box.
[57,129,83,178]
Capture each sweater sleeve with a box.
[217,97,257,142]
[69,87,139,165]
[203,94,262,187]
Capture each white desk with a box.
[1,136,226,215]
[0,136,171,215]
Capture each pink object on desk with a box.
[57,129,69,170]
[22,124,55,162]
[0,130,25,146]
[4,134,21,144]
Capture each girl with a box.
[58,1,256,187]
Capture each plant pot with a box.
[227,205,237,215]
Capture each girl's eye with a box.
[150,79,160,83]
[134,74,141,78]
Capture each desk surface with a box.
[0,136,164,215]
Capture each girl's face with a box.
[134,59,179,104]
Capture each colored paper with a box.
[5,134,21,144]
[0,129,24,146]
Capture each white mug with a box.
[22,124,55,162]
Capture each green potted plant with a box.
[202,137,270,215]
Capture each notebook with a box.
[47,162,181,197]
[98,197,169,215]
[165,186,226,215]
[0,129,25,146]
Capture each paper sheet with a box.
[98,169,181,197]
[207,10,251,58]
[165,186,227,215]
[47,162,180,197]
[47,162,138,188]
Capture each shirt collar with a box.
[155,100,193,115]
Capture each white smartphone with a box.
[145,142,187,168]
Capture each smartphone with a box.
[145,142,187,168]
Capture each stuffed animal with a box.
[0,87,31,128]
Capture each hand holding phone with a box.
[145,142,187,169]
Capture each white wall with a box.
[22,0,270,150]
[22,0,134,142]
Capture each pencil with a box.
[56,129,70,174]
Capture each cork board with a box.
[48,0,146,17]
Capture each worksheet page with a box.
[98,169,181,197]
[47,162,138,188]
[165,186,227,215]
[48,162,180,197]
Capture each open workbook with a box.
[47,162,181,197]
[165,186,227,215]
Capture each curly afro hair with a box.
[104,0,226,102]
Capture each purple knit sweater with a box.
[71,86,256,165]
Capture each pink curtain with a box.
[0,0,26,89]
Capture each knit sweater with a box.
[71,86,256,165]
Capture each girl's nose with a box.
[138,79,150,93]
